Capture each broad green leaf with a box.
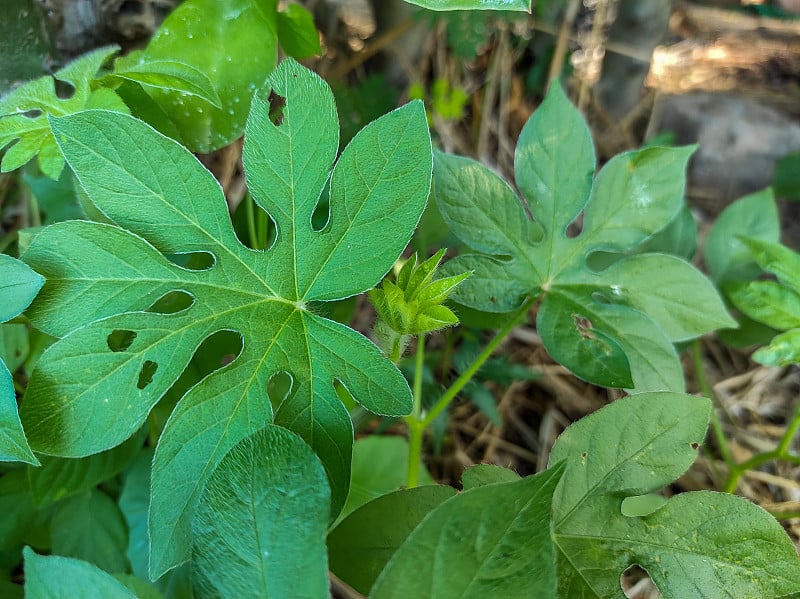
[276,3,322,59]
[704,189,779,284]
[19,58,431,578]
[549,392,800,597]
[50,489,129,573]
[371,463,564,598]
[28,429,144,506]
[0,323,29,372]
[460,463,521,489]
[108,55,222,108]
[141,0,280,152]
[753,329,800,367]
[0,46,127,179]
[436,83,720,390]
[340,435,434,521]
[23,547,137,599]
[192,425,330,599]
[404,0,531,10]
[0,254,42,465]
[328,485,457,595]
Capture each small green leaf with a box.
[0,254,44,323]
[704,189,779,284]
[550,392,800,597]
[728,280,800,330]
[108,55,222,107]
[328,485,457,595]
[192,425,330,599]
[118,449,153,580]
[276,3,322,58]
[50,489,129,573]
[743,237,800,295]
[753,329,800,367]
[404,0,531,10]
[0,46,127,179]
[141,0,280,152]
[436,83,711,390]
[460,463,521,490]
[371,464,564,598]
[23,547,137,599]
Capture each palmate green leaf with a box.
[549,393,800,597]
[23,547,137,599]
[0,46,128,179]
[370,463,564,598]
[436,82,734,391]
[0,254,43,465]
[140,0,280,152]
[328,485,457,595]
[20,58,431,579]
[192,425,329,599]
[404,0,531,10]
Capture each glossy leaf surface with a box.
[436,83,734,390]
[19,58,431,578]
[550,392,800,597]
[192,425,330,598]
[141,0,280,152]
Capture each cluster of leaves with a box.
[0,0,320,179]
[3,0,800,596]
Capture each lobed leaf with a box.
[549,392,800,597]
[436,82,730,390]
[20,58,431,578]
[192,425,330,599]
[0,46,127,179]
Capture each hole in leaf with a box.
[54,79,76,100]
[22,109,42,119]
[165,251,215,271]
[621,564,657,598]
[566,213,584,239]
[267,90,286,126]
[137,360,158,389]
[146,290,195,314]
[691,441,700,450]
[107,329,137,352]
[231,194,277,250]
[311,179,331,232]
[267,371,293,410]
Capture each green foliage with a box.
[192,425,330,598]
[0,46,127,179]
[775,151,800,201]
[728,238,800,366]
[436,82,735,391]
[550,392,800,596]
[19,58,431,578]
[406,0,531,11]
[370,464,564,598]
[23,547,137,599]
[0,254,42,465]
[370,249,469,360]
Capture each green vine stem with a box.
[404,297,535,488]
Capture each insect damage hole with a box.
[146,290,195,314]
[164,251,215,271]
[137,360,158,390]
[107,329,137,352]
[267,371,293,410]
[267,90,286,126]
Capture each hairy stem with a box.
[405,334,426,488]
